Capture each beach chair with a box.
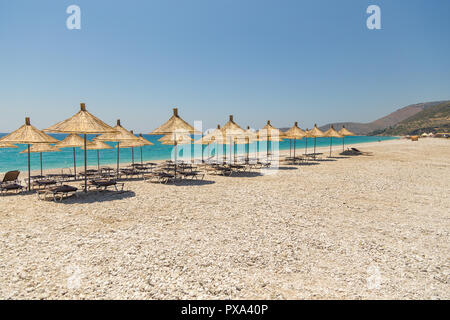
[86,179,125,192]
[32,179,58,190]
[144,171,175,184]
[178,170,205,180]
[0,171,23,195]
[37,185,78,202]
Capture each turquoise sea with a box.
[0,134,398,173]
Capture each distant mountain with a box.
[316,100,450,135]
[372,101,450,135]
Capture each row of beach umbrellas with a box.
[0,104,355,191]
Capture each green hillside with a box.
[372,102,450,135]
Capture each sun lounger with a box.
[32,179,58,190]
[178,170,205,180]
[144,172,175,184]
[0,170,23,195]
[87,179,125,192]
[37,184,78,202]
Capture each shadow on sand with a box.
[170,179,216,186]
[60,190,136,204]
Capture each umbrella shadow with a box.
[229,171,263,178]
[328,156,350,159]
[170,179,215,186]
[315,158,337,162]
[295,161,320,166]
[60,190,136,204]
[276,166,298,170]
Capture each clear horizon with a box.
[1,0,449,132]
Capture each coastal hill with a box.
[372,101,450,135]
[314,100,449,135]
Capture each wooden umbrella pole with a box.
[84,134,87,192]
[140,146,143,164]
[73,147,76,177]
[257,140,259,162]
[233,139,236,164]
[314,137,317,159]
[27,144,31,191]
[117,142,120,179]
[329,137,332,157]
[201,134,204,163]
[289,139,292,157]
[132,147,134,165]
[97,150,100,171]
[40,152,43,176]
[229,137,232,164]
[294,139,296,159]
[342,136,345,152]
[174,142,177,179]
[305,137,308,155]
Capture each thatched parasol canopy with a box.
[149,108,199,135]
[20,143,61,177]
[308,124,325,137]
[221,115,245,138]
[257,120,285,141]
[323,125,343,138]
[1,117,59,190]
[338,126,355,152]
[81,139,112,170]
[338,126,355,137]
[44,103,116,192]
[284,122,306,158]
[196,125,225,145]
[244,126,258,142]
[81,139,112,150]
[95,120,140,175]
[324,125,343,157]
[0,142,18,148]
[44,103,116,134]
[0,117,59,144]
[138,133,153,146]
[56,133,93,148]
[284,122,307,139]
[20,144,61,154]
[159,133,193,145]
[95,120,141,142]
[308,124,325,158]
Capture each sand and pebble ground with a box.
[0,138,449,299]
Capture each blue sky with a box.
[1,0,449,132]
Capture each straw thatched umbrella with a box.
[159,133,193,178]
[149,108,199,173]
[0,117,58,190]
[244,126,257,162]
[284,122,307,159]
[44,103,117,192]
[338,126,355,152]
[114,131,148,165]
[81,138,113,170]
[195,125,225,162]
[308,124,325,158]
[55,133,93,177]
[20,144,61,177]
[303,128,314,155]
[137,134,153,164]
[221,115,245,164]
[95,119,141,177]
[323,125,343,157]
[257,120,285,161]
[0,142,19,149]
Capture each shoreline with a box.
[1,138,400,177]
